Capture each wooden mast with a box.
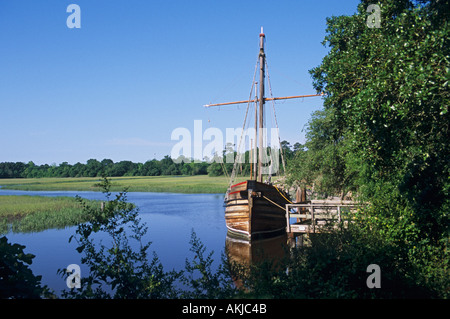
[258,27,265,183]
[254,82,258,180]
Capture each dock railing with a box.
[285,201,362,234]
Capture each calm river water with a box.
[0,189,228,295]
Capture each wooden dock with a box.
[285,200,361,235]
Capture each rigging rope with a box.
[226,58,259,198]
[220,157,230,181]
[265,60,287,175]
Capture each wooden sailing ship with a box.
[205,28,322,240]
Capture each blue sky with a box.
[0,0,361,165]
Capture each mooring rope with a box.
[262,195,286,211]
[274,185,293,204]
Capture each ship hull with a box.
[224,180,289,240]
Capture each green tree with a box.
[85,159,102,177]
[309,0,448,234]
[23,161,37,178]
[207,162,223,177]
[287,0,449,296]
[57,162,72,177]
[70,162,84,177]
[287,109,358,198]
[143,159,162,176]
[100,159,115,176]
[0,162,26,178]
[280,140,294,161]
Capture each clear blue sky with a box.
[0,0,361,165]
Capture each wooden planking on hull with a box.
[225,199,250,235]
[225,180,291,240]
[251,208,286,234]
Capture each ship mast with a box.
[258,27,265,183]
[204,28,323,184]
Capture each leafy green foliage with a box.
[287,226,434,298]
[224,223,440,298]
[59,177,181,299]
[0,236,51,298]
[287,109,359,198]
[181,231,236,298]
[287,0,449,297]
[308,0,449,203]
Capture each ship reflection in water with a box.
[225,233,288,289]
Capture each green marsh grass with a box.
[0,195,99,234]
[0,175,247,193]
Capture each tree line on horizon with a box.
[0,141,298,179]
[0,157,209,179]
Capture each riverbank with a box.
[0,175,246,194]
[0,195,99,234]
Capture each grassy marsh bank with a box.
[0,195,99,234]
[0,175,246,193]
